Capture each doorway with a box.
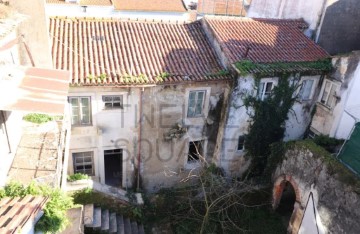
[104,149,123,187]
[276,181,296,228]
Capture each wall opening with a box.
[188,141,203,162]
[276,181,297,227]
[104,149,123,187]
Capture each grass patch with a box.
[23,113,53,124]
[0,182,73,233]
[67,173,89,182]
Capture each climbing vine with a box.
[243,73,300,177]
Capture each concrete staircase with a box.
[83,204,145,234]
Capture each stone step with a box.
[117,215,125,234]
[83,204,94,227]
[109,212,117,233]
[138,225,145,234]
[61,207,83,234]
[124,218,131,234]
[131,222,138,234]
[101,209,110,231]
[92,207,102,229]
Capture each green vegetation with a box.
[287,140,360,189]
[155,72,170,82]
[243,74,299,177]
[0,182,73,233]
[67,173,89,182]
[235,59,332,77]
[23,113,54,124]
[313,134,344,153]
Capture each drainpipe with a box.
[1,111,11,154]
[137,87,144,191]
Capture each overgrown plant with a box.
[0,182,73,233]
[67,173,89,182]
[243,73,300,177]
[23,113,53,124]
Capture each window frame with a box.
[237,135,245,152]
[319,79,340,109]
[298,78,315,101]
[187,90,206,118]
[72,151,94,176]
[187,140,204,163]
[102,95,123,110]
[258,81,274,100]
[69,96,92,126]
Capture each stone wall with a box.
[273,141,360,234]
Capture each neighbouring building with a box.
[0,2,71,187]
[247,0,360,55]
[46,0,191,22]
[50,13,331,191]
[310,51,360,139]
[200,16,329,176]
[197,0,251,17]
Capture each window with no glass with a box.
[187,90,206,118]
[237,135,245,151]
[102,95,123,110]
[69,97,91,126]
[298,79,314,100]
[188,141,204,162]
[258,81,274,100]
[73,151,94,176]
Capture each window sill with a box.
[184,161,201,170]
[316,102,333,112]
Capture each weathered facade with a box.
[50,15,331,191]
[272,141,360,234]
[311,51,360,139]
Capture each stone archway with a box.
[273,175,303,234]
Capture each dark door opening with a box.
[276,181,296,227]
[104,149,122,187]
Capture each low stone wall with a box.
[272,141,360,234]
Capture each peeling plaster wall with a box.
[140,82,230,192]
[68,86,140,189]
[220,74,321,176]
[248,0,326,36]
[311,51,360,139]
[274,144,360,234]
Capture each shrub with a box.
[23,113,53,124]
[0,182,73,233]
[67,173,89,182]
[313,135,344,153]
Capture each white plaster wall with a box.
[248,0,326,31]
[333,61,360,139]
[46,5,189,22]
[68,87,140,188]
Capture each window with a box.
[103,95,123,110]
[237,135,245,151]
[73,151,94,176]
[258,81,274,100]
[187,90,206,118]
[320,80,339,108]
[188,141,204,162]
[298,79,314,100]
[69,97,91,126]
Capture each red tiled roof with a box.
[197,0,252,17]
[203,17,329,64]
[49,17,229,86]
[0,196,48,233]
[113,0,187,12]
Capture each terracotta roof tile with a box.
[203,17,329,64]
[113,0,187,12]
[49,17,229,86]
[0,196,48,234]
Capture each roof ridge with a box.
[48,15,191,25]
[204,15,306,23]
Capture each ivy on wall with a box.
[243,73,301,177]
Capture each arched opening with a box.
[276,181,297,228]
